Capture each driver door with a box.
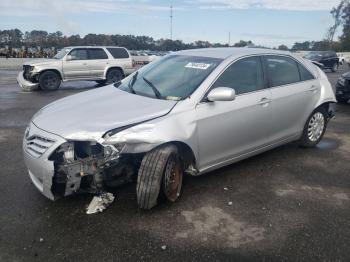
[63,48,90,79]
[196,56,273,170]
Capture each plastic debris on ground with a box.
[86,192,115,214]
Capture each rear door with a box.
[63,48,90,79]
[87,48,109,79]
[196,56,273,169]
[264,55,321,142]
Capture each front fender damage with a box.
[49,112,198,213]
[102,123,164,153]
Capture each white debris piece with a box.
[223,187,228,191]
[86,192,115,214]
[228,201,233,206]
[39,238,44,242]
[161,245,167,250]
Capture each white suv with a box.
[17,46,135,91]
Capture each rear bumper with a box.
[17,71,39,91]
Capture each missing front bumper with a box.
[17,71,39,91]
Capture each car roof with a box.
[175,47,293,59]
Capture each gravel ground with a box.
[0,66,349,262]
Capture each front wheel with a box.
[136,145,183,209]
[299,108,327,147]
[39,71,61,91]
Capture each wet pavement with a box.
[0,67,349,261]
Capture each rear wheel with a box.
[299,107,327,147]
[39,71,61,91]
[137,145,183,209]
[106,68,123,84]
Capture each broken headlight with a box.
[63,142,75,163]
[104,144,124,162]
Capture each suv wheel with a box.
[106,68,123,84]
[299,107,327,147]
[39,71,61,91]
[137,145,183,209]
[331,63,338,72]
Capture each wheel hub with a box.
[307,112,325,142]
[163,156,182,202]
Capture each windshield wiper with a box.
[127,71,138,94]
[142,76,162,99]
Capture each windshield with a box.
[54,48,71,59]
[116,55,222,100]
[304,52,323,60]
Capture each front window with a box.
[54,48,71,59]
[211,56,265,95]
[69,49,88,60]
[116,55,222,100]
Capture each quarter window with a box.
[298,64,315,81]
[107,48,130,59]
[212,56,264,95]
[69,49,88,60]
[266,56,300,87]
[88,48,108,59]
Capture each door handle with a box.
[259,97,271,106]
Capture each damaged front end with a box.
[49,140,141,199]
[23,123,142,200]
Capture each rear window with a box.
[266,56,301,87]
[107,48,130,59]
[298,64,315,81]
[88,48,108,59]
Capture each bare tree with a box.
[327,0,348,42]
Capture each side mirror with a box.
[207,87,236,102]
[66,55,72,61]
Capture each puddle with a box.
[316,138,339,150]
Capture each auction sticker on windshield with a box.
[185,62,212,70]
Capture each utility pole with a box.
[170,5,173,40]
[228,32,231,46]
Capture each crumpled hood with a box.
[24,59,59,66]
[32,85,177,141]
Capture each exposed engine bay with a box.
[48,141,143,198]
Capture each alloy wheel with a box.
[307,112,325,142]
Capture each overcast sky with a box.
[0,0,343,47]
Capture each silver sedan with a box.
[23,48,336,209]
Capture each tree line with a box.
[0,30,256,53]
